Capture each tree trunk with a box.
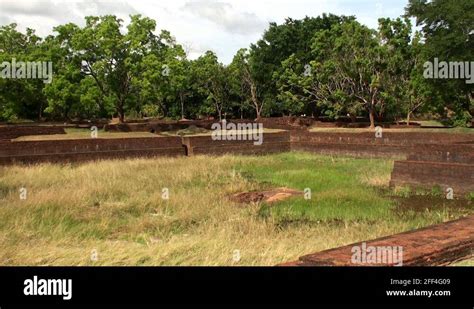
[38,100,43,121]
[217,105,222,121]
[250,84,261,120]
[406,111,411,126]
[98,98,106,119]
[118,103,125,123]
[349,113,356,123]
[369,107,375,129]
[467,91,474,115]
[180,92,185,120]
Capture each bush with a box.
[467,192,474,201]
[142,104,160,118]
[451,110,472,128]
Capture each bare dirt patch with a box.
[229,187,303,205]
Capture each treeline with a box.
[0,0,472,127]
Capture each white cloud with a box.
[74,0,137,17]
[182,0,267,35]
[0,0,64,17]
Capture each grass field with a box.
[0,152,472,265]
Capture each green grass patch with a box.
[237,152,394,223]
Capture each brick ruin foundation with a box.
[0,132,291,165]
[0,136,186,165]
[0,126,472,196]
[0,125,66,140]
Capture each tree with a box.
[275,54,319,117]
[0,24,47,121]
[42,23,97,120]
[136,32,189,119]
[228,48,263,119]
[162,43,191,120]
[378,17,425,125]
[407,0,474,125]
[250,14,354,116]
[70,15,163,122]
[300,20,386,128]
[192,51,230,120]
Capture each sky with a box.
[0,0,409,64]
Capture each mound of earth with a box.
[176,125,209,135]
[230,187,303,204]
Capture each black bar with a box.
[0,267,472,308]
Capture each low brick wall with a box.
[0,125,66,140]
[290,131,474,158]
[182,131,291,156]
[389,141,474,195]
[406,149,474,164]
[0,132,291,164]
[291,131,474,145]
[0,137,185,165]
[390,160,474,194]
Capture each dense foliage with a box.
[0,0,472,126]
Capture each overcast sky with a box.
[0,0,409,64]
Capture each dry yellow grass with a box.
[0,154,463,266]
[453,259,474,266]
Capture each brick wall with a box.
[0,132,291,164]
[0,136,185,165]
[182,131,291,156]
[290,131,474,158]
[389,142,474,195]
[290,131,474,145]
[390,160,474,194]
[0,126,66,140]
